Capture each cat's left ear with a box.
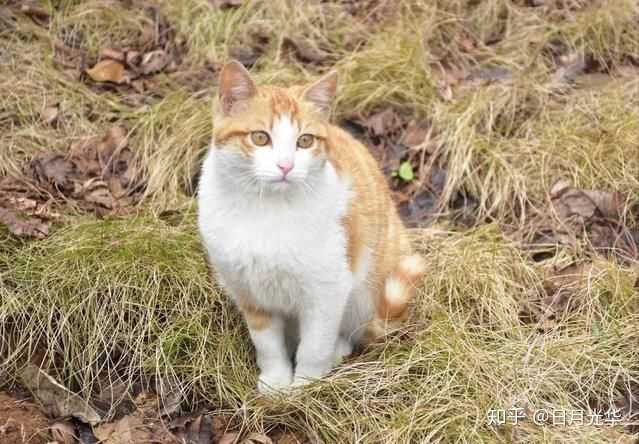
[218,60,258,115]
[302,70,338,118]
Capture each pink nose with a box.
[277,161,294,175]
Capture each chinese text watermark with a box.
[487,407,623,426]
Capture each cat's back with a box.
[326,125,393,203]
[326,124,409,286]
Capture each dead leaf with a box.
[0,207,50,239]
[401,121,430,147]
[42,105,60,126]
[273,431,303,444]
[581,190,624,219]
[229,46,261,68]
[244,433,273,444]
[550,53,588,87]
[29,154,75,190]
[15,125,142,216]
[282,37,331,65]
[125,51,142,68]
[169,414,229,444]
[0,393,51,444]
[553,188,598,220]
[20,364,102,424]
[51,420,76,444]
[140,50,170,75]
[219,432,240,444]
[86,60,126,84]
[94,404,178,444]
[363,108,401,137]
[81,180,115,209]
[170,415,212,444]
[20,3,50,25]
[99,48,126,62]
[551,181,624,220]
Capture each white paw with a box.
[291,374,315,388]
[257,366,293,394]
[334,337,353,365]
[292,363,330,387]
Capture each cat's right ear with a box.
[218,60,258,115]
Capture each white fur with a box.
[384,276,406,306]
[252,114,319,186]
[198,115,374,393]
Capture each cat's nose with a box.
[277,161,294,176]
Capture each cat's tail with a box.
[371,254,426,336]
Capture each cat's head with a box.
[212,60,337,193]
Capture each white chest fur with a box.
[197,149,354,315]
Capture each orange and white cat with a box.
[197,61,425,393]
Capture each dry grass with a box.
[1,0,639,442]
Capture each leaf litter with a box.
[0,392,51,444]
[15,366,240,444]
[0,125,145,238]
[530,179,638,261]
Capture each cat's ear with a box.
[302,70,338,117]
[218,60,258,115]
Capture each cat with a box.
[197,60,425,393]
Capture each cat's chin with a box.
[265,180,294,192]
[256,177,298,191]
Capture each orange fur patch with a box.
[238,299,272,331]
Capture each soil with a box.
[0,392,51,444]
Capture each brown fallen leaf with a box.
[550,180,624,221]
[140,49,171,75]
[125,50,142,68]
[401,120,430,148]
[51,420,77,444]
[29,154,75,190]
[86,60,126,84]
[99,48,126,62]
[219,432,240,444]
[94,414,170,444]
[42,104,61,126]
[229,46,261,68]
[170,415,214,444]
[0,393,51,444]
[20,364,102,425]
[363,108,402,137]
[244,433,273,444]
[0,207,50,239]
[20,3,50,26]
[80,180,115,209]
[550,53,588,88]
[282,37,331,65]
[581,190,624,219]
[273,431,304,444]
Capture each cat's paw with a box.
[291,363,328,387]
[257,367,293,394]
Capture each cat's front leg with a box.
[243,308,293,394]
[248,315,293,393]
[292,285,349,386]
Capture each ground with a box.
[1,0,639,443]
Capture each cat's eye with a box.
[250,131,270,146]
[297,134,315,149]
